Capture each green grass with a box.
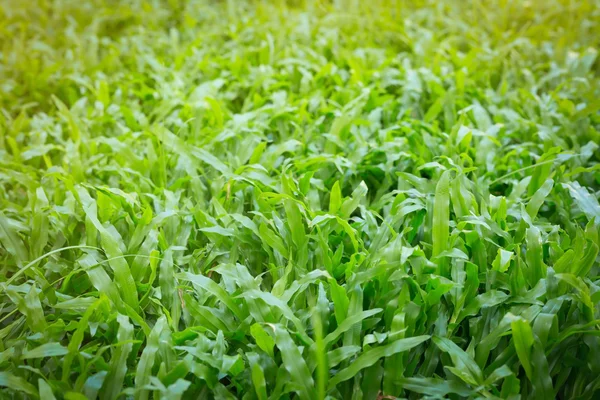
[0,0,600,398]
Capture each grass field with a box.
[1,0,600,398]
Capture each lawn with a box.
[1,0,600,398]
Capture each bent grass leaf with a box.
[251,323,275,358]
[432,336,483,386]
[272,326,314,400]
[563,181,600,222]
[100,315,134,400]
[0,372,37,397]
[135,316,168,400]
[178,272,243,320]
[327,335,430,389]
[22,342,68,359]
[0,212,28,266]
[397,377,473,397]
[38,379,57,400]
[432,171,450,259]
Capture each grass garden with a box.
[1,0,600,398]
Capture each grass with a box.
[0,0,599,398]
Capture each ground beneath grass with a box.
[1,0,600,399]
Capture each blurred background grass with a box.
[1,0,598,115]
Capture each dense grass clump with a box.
[1,0,600,398]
